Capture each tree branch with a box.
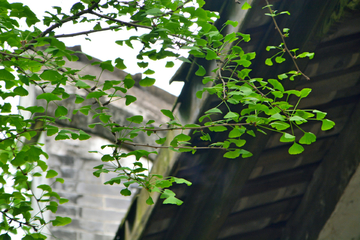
[1,210,38,230]
[114,122,251,133]
[54,26,122,38]
[89,11,153,30]
[121,141,227,150]
[265,0,310,80]
[39,1,101,38]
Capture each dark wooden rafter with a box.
[282,98,360,240]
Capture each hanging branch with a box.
[265,0,310,80]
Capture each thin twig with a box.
[54,25,123,38]
[89,11,152,30]
[265,0,310,80]
[217,68,227,99]
[1,211,38,230]
[0,127,45,143]
[115,122,250,132]
[39,2,100,38]
[0,52,46,63]
[121,141,227,150]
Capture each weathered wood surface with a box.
[282,98,360,240]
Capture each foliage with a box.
[0,0,334,238]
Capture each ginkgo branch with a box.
[265,0,310,80]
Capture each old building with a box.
[22,46,176,240]
[114,0,360,240]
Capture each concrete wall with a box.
[22,45,175,239]
[46,133,150,240]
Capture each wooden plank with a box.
[231,182,308,213]
[241,164,318,197]
[223,197,301,227]
[219,223,284,240]
[282,99,360,239]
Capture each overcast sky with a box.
[16,0,185,96]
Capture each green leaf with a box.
[40,70,62,82]
[178,57,191,63]
[37,160,48,171]
[321,119,335,131]
[124,74,135,89]
[75,94,85,104]
[137,62,148,68]
[225,20,238,27]
[299,132,316,145]
[22,235,35,240]
[56,178,64,184]
[268,79,284,92]
[120,188,131,196]
[205,49,218,60]
[224,149,241,159]
[115,58,126,70]
[37,93,62,102]
[59,198,69,204]
[100,60,114,72]
[224,32,238,43]
[156,137,166,145]
[55,106,68,117]
[0,69,15,80]
[275,56,286,63]
[139,77,155,87]
[224,112,239,120]
[270,121,290,130]
[75,80,91,88]
[146,196,154,205]
[13,86,28,96]
[266,46,276,51]
[126,115,143,124]
[265,58,273,66]
[161,109,175,120]
[161,189,183,205]
[289,116,306,122]
[79,130,91,140]
[171,177,192,186]
[288,142,304,155]
[86,91,107,99]
[196,0,205,7]
[230,139,246,147]
[280,133,295,142]
[280,11,291,15]
[229,128,242,138]
[278,73,288,80]
[313,110,327,120]
[300,88,312,98]
[165,61,174,68]
[0,233,11,240]
[297,52,315,59]
[101,155,114,161]
[175,133,191,142]
[144,69,155,75]
[209,126,227,132]
[125,95,137,106]
[94,22,101,30]
[195,65,206,76]
[46,170,58,178]
[205,107,222,115]
[52,216,72,226]
[242,2,252,10]
[234,59,251,67]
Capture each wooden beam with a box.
[282,100,360,239]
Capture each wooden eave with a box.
[115,0,360,239]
